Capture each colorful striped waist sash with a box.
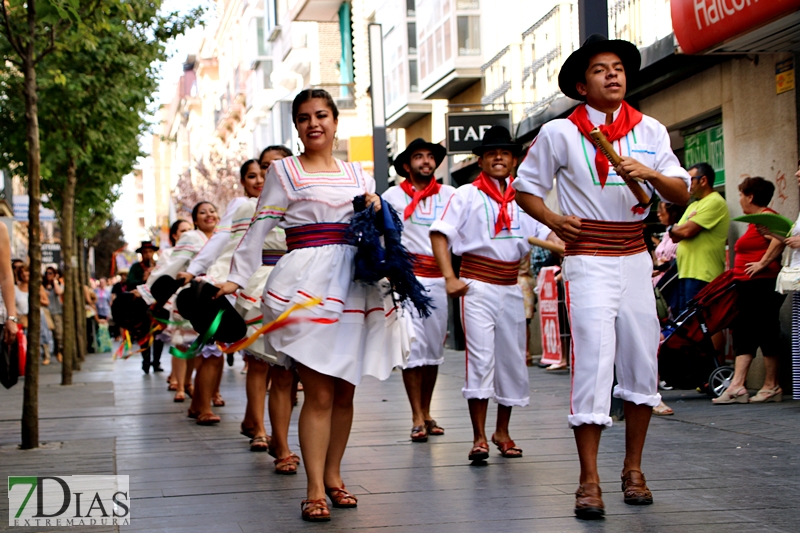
[285,223,350,251]
[411,254,442,278]
[564,219,647,257]
[460,253,519,286]
[262,249,286,266]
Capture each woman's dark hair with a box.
[169,219,189,246]
[259,145,293,161]
[662,202,686,225]
[239,159,259,181]
[191,201,215,228]
[738,177,775,207]
[291,89,339,124]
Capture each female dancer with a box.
[162,219,193,393]
[218,89,406,522]
[136,202,220,417]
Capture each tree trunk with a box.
[60,158,77,385]
[78,237,90,357]
[21,4,41,450]
[73,230,87,364]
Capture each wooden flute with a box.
[589,127,651,208]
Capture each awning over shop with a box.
[671,0,800,54]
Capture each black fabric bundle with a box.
[347,195,434,317]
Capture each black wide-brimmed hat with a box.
[111,292,151,340]
[472,126,521,157]
[393,138,446,178]
[558,34,641,101]
[136,241,159,254]
[176,280,247,344]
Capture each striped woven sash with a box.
[411,253,441,278]
[564,219,647,257]
[460,253,519,286]
[285,223,350,251]
[261,249,286,266]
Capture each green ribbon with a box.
[150,313,191,328]
[169,310,224,360]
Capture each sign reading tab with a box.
[446,112,511,154]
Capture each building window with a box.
[137,193,144,204]
[457,15,480,56]
[456,0,479,7]
[406,0,415,16]
[138,217,145,229]
[409,59,418,92]
[407,22,417,55]
[261,60,273,89]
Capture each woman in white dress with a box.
[163,219,193,393]
[217,89,406,522]
[136,202,220,419]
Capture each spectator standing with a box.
[126,241,158,290]
[42,267,64,363]
[0,224,20,344]
[95,278,111,320]
[784,161,800,400]
[15,264,52,364]
[109,268,128,340]
[714,177,786,404]
[669,163,730,315]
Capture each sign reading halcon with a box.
[671,0,800,54]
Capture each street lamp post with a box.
[368,23,389,194]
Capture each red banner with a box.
[537,267,563,366]
[671,0,800,54]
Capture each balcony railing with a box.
[522,46,561,82]
[481,80,511,105]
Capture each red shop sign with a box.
[671,0,800,55]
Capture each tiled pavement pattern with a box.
[1,347,799,532]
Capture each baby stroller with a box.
[658,270,738,397]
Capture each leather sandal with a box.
[410,425,428,442]
[173,391,185,403]
[196,413,221,426]
[749,385,782,403]
[424,419,445,436]
[212,394,225,407]
[491,435,522,458]
[575,483,605,519]
[301,498,330,522]
[652,400,674,416]
[274,456,298,475]
[468,442,489,462]
[712,385,748,404]
[187,409,199,419]
[249,436,269,452]
[325,485,357,508]
[621,470,653,505]
[167,382,178,391]
[240,423,256,439]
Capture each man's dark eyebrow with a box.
[589,60,624,70]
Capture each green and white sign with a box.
[684,125,725,187]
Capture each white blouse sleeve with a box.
[138,231,205,305]
[187,197,244,277]
[514,125,560,199]
[227,167,290,288]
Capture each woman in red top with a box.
[714,177,786,404]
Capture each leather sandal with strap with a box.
[240,423,256,439]
[621,470,653,505]
[196,413,221,426]
[410,425,428,442]
[424,419,445,436]
[274,456,298,475]
[491,435,522,458]
[325,486,357,508]
[468,442,489,462]
[249,436,269,452]
[173,391,186,403]
[575,483,605,520]
[301,499,330,522]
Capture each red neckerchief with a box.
[472,172,515,236]
[399,177,441,220]
[567,101,643,187]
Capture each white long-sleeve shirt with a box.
[429,178,549,263]
[186,196,251,277]
[382,183,456,256]
[228,156,374,289]
[514,104,691,222]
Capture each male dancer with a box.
[514,35,690,518]
[431,126,551,462]
[383,138,455,442]
[127,241,164,373]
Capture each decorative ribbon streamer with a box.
[114,329,133,360]
[170,310,225,360]
[218,297,337,354]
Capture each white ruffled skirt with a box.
[260,244,411,385]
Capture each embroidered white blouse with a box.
[382,183,457,256]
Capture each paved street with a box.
[1,347,800,533]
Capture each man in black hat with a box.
[384,139,455,443]
[126,241,164,373]
[430,126,552,463]
[514,34,691,519]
